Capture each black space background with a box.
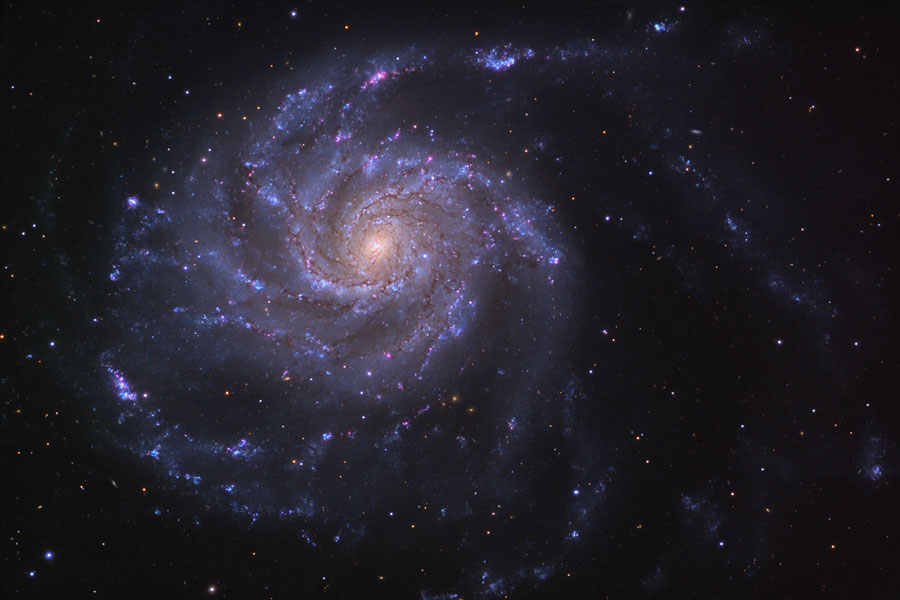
[3,1,900,598]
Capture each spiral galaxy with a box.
[104,45,583,549]
[95,36,869,592]
[10,5,894,598]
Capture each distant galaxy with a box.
[104,45,580,538]
[4,3,898,599]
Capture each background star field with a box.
[3,2,899,598]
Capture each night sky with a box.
[3,2,899,598]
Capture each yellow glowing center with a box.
[365,231,391,263]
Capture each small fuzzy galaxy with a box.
[3,3,898,599]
